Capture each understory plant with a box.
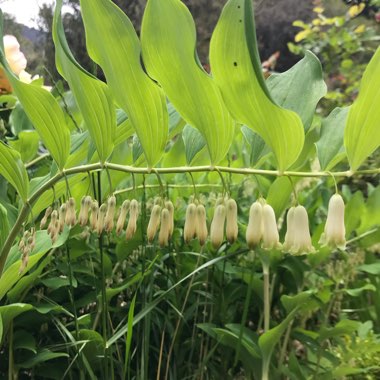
[0,0,380,379]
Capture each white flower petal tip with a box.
[319,194,346,250]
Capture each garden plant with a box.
[0,0,380,379]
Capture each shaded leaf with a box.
[316,107,349,170]
[267,51,327,131]
[182,125,206,164]
[241,126,267,166]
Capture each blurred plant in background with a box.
[289,1,380,114]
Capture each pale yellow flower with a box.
[3,35,27,75]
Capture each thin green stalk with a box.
[262,259,270,333]
[8,321,14,380]
[0,161,375,277]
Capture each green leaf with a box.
[13,330,37,353]
[0,13,70,170]
[358,185,380,233]
[316,107,349,170]
[210,0,304,171]
[78,329,104,367]
[0,142,29,201]
[319,319,360,341]
[344,284,376,297]
[267,51,327,131]
[266,176,297,218]
[0,303,33,344]
[0,229,70,300]
[80,0,168,167]
[0,203,9,252]
[141,0,234,165]
[9,131,40,163]
[345,191,365,237]
[182,125,206,165]
[259,308,298,372]
[357,263,380,275]
[18,349,69,369]
[241,126,267,167]
[53,0,116,163]
[345,47,380,171]
[0,313,2,343]
[281,290,314,314]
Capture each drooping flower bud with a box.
[116,200,130,235]
[319,194,346,249]
[165,200,175,238]
[288,206,315,255]
[47,210,58,237]
[90,201,99,231]
[210,204,226,249]
[147,204,161,243]
[246,201,263,249]
[40,206,52,229]
[78,196,92,227]
[126,199,139,240]
[96,203,107,235]
[159,208,171,247]
[226,199,238,244]
[3,35,27,75]
[65,197,77,227]
[262,204,281,250]
[184,203,197,244]
[196,204,208,246]
[104,195,116,233]
[282,207,296,252]
[58,203,67,233]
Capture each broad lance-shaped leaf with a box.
[141,0,235,165]
[53,0,116,163]
[80,0,168,168]
[210,0,304,171]
[0,11,70,170]
[267,51,327,131]
[345,47,380,171]
[0,142,29,202]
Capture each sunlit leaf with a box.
[141,0,235,165]
[210,0,304,171]
[182,125,206,165]
[53,0,116,163]
[80,0,168,167]
[344,48,380,171]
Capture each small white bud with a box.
[147,204,161,243]
[196,204,208,246]
[104,195,116,233]
[90,201,99,231]
[116,200,130,235]
[126,199,139,240]
[96,204,107,235]
[158,208,171,247]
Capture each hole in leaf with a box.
[233,62,238,67]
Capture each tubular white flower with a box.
[289,206,315,255]
[283,207,296,252]
[246,201,263,249]
[262,204,281,250]
[319,194,346,249]
[3,35,27,75]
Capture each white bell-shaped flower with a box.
[319,194,346,249]
[289,206,315,255]
[246,201,263,249]
[262,204,281,250]
[283,207,296,252]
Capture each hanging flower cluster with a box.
[25,192,346,273]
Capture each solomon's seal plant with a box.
[0,0,379,379]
